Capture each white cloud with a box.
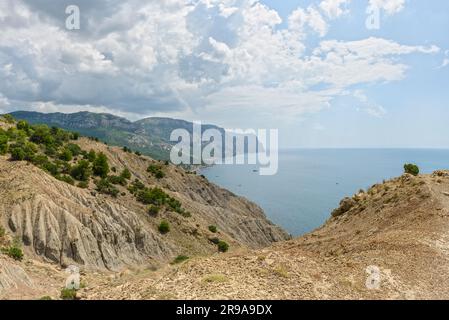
[440,59,449,68]
[0,93,10,114]
[354,90,386,118]
[368,0,406,15]
[439,50,449,68]
[319,0,351,19]
[289,6,328,37]
[365,104,387,118]
[0,0,438,125]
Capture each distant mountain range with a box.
[8,111,233,161]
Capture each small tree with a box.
[59,148,73,161]
[158,220,170,234]
[208,225,218,233]
[10,147,25,161]
[404,163,419,176]
[66,143,82,157]
[70,160,92,181]
[86,150,96,162]
[95,179,119,197]
[0,134,9,155]
[93,152,109,178]
[2,114,15,123]
[120,168,131,180]
[217,241,229,253]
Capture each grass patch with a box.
[172,255,189,264]
[273,265,289,278]
[60,288,77,300]
[202,274,228,283]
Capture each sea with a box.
[200,149,449,236]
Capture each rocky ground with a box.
[82,171,449,300]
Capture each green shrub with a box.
[166,197,182,212]
[16,120,30,132]
[107,175,127,186]
[70,160,91,181]
[5,246,24,261]
[178,210,191,218]
[209,237,220,245]
[172,255,189,264]
[42,161,59,176]
[60,288,77,300]
[29,125,54,146]
[137,187,168,205]
[39,296,53,300]
[0,134,8,154]
[155,171,165,179]
[135,151,141,156]
[208,225,217,233]
[57,175,75,185]
[66,143,82,157]
[77,181,89,189]
[59,148,73,161]
[55,160,72,174]
[93,152,109,178]
[30,154,49,166]
[95,179,119,197]
[86,150,96,162]
[2,114,15,123]
[158,220,170,234]
[404,163,419,176]
[71,132,80,140]
[217,241,229,253]
[147,164,165,179]
[128,179,146,194]
[148,205,160,216]
[120,168,131,180]
[10,146,25,161]
[0,225,5,238]
[44,145,57,157]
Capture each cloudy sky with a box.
[0,0,448,147]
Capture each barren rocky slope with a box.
[82,171,449,300]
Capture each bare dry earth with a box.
[82,171,449,300]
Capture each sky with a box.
[0,0,448,148]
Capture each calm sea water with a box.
[201,149,449,236]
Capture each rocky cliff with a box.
[0,118,289,276]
